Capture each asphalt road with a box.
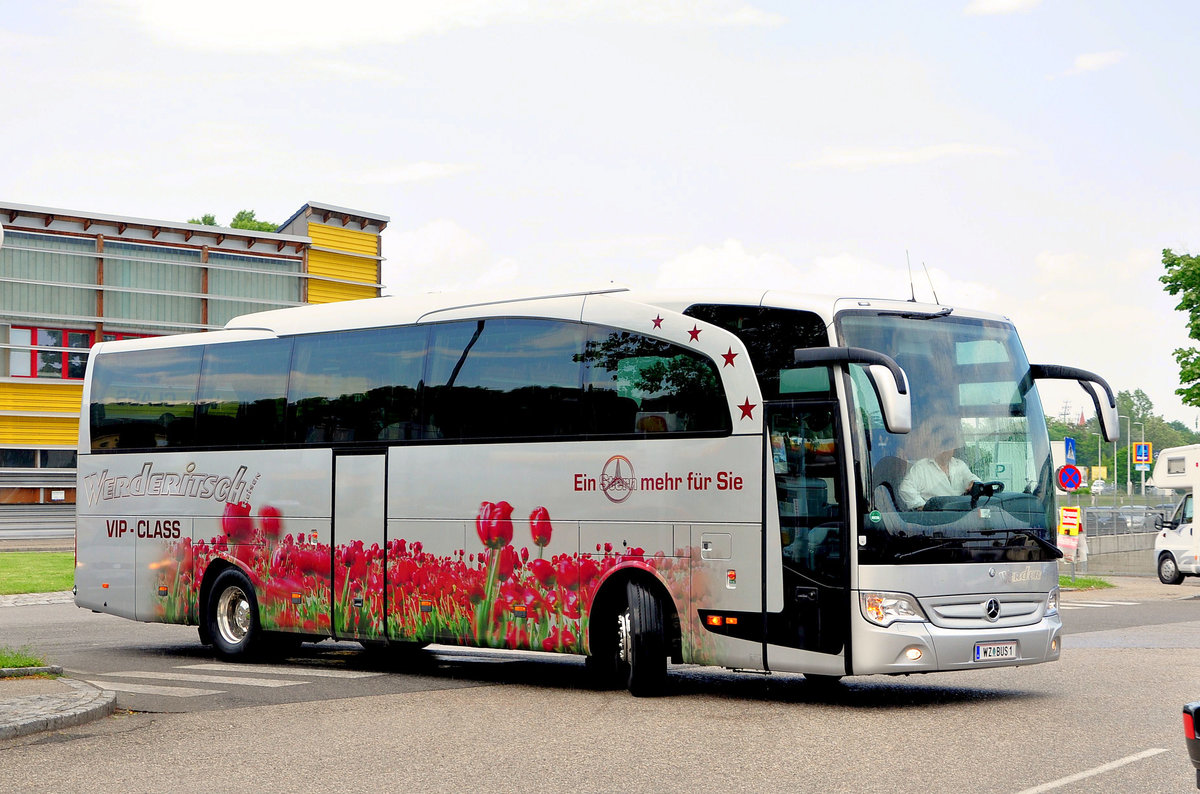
[2,593,1199,792]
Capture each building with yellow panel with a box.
[0,200,387,526]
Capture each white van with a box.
[1155,494,1197,584]
[1149,445,1200,584]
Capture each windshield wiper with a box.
[978,528,1064,559]
[896,528,1063,561]
[894,307,953,320]
[896,541,959,560]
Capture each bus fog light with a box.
[904,647,923,661]
[860,591,928,627]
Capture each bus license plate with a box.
[974,641,1017,661]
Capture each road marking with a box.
[103,670,307,688]
[1061,601,1138,609]
[181,663,380,679]
[1012,748,1168,793]
[85,679,221,698]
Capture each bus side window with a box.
[580,327,730,436]
[288,326,426,445]
[89,347,202,452]
[196,339,292,447]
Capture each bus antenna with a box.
[906,251,917,302]
[922,261,940,304]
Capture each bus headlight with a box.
[860,591,928,627]
[1046,587,1060,616]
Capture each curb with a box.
[0,665,63,678]
[0,676,115,741]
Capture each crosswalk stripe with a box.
[1061,601,1139,609]
[86,679,221,698]
[104,670,307,688]
[181,663,380,679]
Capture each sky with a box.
[3,0,1200,429]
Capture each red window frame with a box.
[10,326,152,380]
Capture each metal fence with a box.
[1082,504,1175,536]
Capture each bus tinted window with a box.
[195,339,293,447]
[424,319,587,440]
[90,347,202,451]
[581,328,730,434]
[683,305,830,400]
[288,326,427,444]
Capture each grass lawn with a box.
[1059,574,1113,590]
[0,645,46,668]
[0,552,74,595]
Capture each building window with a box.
[8,327,152,380]
[10,326,93,379]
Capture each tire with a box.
[622,581,668,697]
[206,568,263,660]
[1158,553,1185,585]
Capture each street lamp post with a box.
[1115,415,1128,509]
[1123,415,1132,496]
[1134,421,1145,497]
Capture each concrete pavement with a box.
[2,575,1197,742]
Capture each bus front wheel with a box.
[621,581,668,697]
[207,568,263,660]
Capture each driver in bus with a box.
[898,414,982,510]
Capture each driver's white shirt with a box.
[899,457,980,510]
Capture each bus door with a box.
[764,401,850,665]
[331,450,387,642]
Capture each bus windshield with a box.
[838,310,1056,565]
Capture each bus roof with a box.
[89,286,1014,355]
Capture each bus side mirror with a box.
[794,347,911,434]
[1029,364,1119,442]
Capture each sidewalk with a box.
[0,590,114,741]
[0,668,114,741]
[1060,573,1200,602]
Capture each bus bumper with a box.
[849,613,1062,675]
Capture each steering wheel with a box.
[969,480,1005,508]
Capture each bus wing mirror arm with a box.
[794,347,911,434]
[1029,364,1118,442]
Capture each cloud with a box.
[304,60,406,84]
[1057,50,1128,78]
[792,142,1017,171]
[381,219,519,293]
[96,0,784,53]
[964,0,1042,15]
[653,240,923,300]
[348,162,476,185]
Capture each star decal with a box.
[651,315,663,329]
[688,325,702,342]
[738,398,756,419]
[722,347,738,367]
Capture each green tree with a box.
[1160,249,1200,405]
[185,210,277,232]
[229,209,278,232]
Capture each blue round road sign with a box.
[1057,464,1082,491]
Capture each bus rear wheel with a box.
[207,568,263,660]
[620,581,668,697]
